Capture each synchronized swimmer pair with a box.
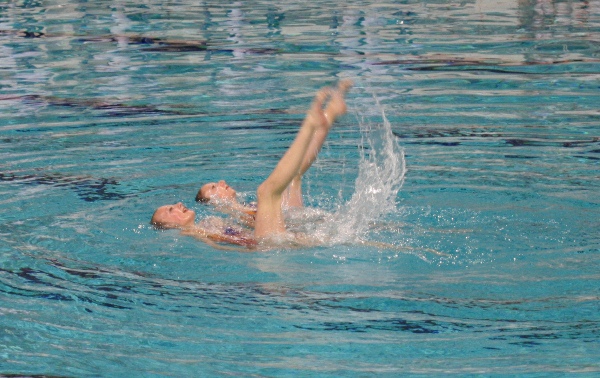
[151,80,353,250]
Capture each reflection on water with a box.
[1,0,599,376]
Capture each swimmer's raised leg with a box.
[255,81,352,239]
[285,79,353,208]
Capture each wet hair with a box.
[195,188,210,203]
[150,220,169,230]
[150,209,178,230]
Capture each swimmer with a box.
[150,202,257,250]
[151,79,353,247]
[197,79,353,222]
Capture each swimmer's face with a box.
[198,180,237,203]
[151,202,195,229]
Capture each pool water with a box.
[1,0,599,376]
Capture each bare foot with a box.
[304,87,332,129]
[324,79,353,127]
[304,80,353,130]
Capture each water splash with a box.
[316,95,407,244]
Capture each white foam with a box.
[313,95,406,245]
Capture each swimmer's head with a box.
[151,202,195,229]
[196,180,237,203]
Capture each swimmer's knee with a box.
[257,181,285,210]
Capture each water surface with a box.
[1,0,599,376]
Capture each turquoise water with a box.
[1,0,599,376]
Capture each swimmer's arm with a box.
[204,238,256,252]
[181,228,258,252]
